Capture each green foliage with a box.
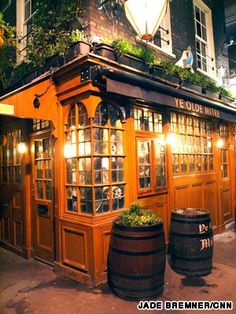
[26,0,86,67]
[119,203,162,227]
[0,12,16,90]
[112,39,155,67]
[110,38,235,99]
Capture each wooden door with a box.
[0,127,25,255]
[31,133,54,264]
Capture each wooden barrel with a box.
[108,220,166,300]
[169,208,213,276]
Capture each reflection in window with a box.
[218,124,229,179]
[65,102,125,214]
[137,139,166,193]
[134,108,163,133]
[1,129,23,183]
[138,141,151,190]
[170,112,213,174]
[34,137,53,202]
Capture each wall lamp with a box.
[17,142,27,154]
[97,0,168,41]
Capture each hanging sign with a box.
[0,103,14,115]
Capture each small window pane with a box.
[36,161,43,178]
[66,159,77,183]
[80,187,92,214]
[95,186,110,213]
[79,158,91,184]
[37,181,43,199]
[66,187,78,212]
[45,181,52,200]
[45,160,52,179]
[112,185,125,210]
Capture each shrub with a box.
[118,203,162,227]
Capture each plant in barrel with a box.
[108,203,166,300]
[168,208,213,276]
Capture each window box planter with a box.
[180,80,203,93]
[94,43,116,61]
[149,65,165,78]
[202,88,219,100]
[23,68,43,85]
[164,74,180,85]
[219,94,235,104]
[115,53,149,72]
[44,54,64,71]
[64,41,91,62]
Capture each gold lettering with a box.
[200,237,213,251]
[199,223,209,234]
[179,99,185,109]
[175,98,179,107]
[186,101,192,110]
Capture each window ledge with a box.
[196,68,217,81]
[136,37,176,59]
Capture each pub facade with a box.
[0,0,235,285]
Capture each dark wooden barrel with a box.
[169,208,213,276]
[108,220,166,300]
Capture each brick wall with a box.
[85,0,228,73]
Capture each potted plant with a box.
[108,203,166,300]
[112,39,153,72]
[218,86,235,104]
[64,29,91,62]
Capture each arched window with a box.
[93,103,125,214]
[64,102,125,215]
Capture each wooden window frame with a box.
[1,130,23,183]
[134,107,167,196]
[64,102,125,216]
[193,0,216,78]
[170,112,214,175]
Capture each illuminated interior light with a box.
[64,143,76,158]
[166,133,177,146]
[217,139,224,148]
[17,142,27,154]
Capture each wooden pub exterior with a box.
[0,0,235,286]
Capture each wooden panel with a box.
[138,194,168,239]
[13,190,23,210]
[37,216,52,250]
[2,217,10,242]
[62,227,88,271]
[190,183,203,208]
[102,230,111,272]
[138,194,167,222]
[221,187,230,222]
[204,180,217,227]
[174,185,189,208]
[13,220,23,248]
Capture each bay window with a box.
[65,102,125,215]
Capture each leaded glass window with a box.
[170,112,213,174]
[65,102,125,215]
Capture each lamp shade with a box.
[124,0,168,41]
